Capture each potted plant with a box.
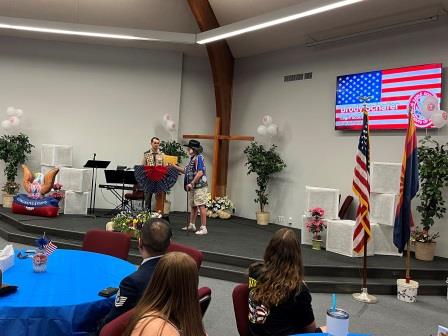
[415,136,448,261]
[106,210,162,238]
[306,207,327,250]
[244,142,286,225]
[0,133,34,207]
[160,140,187,165]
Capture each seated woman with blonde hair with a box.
[248,228,326,335]
[123,252,206,336]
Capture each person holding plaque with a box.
[142,137,166,212]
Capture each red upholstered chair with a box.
[198,286,212,317]
[232,283,250,336]
[82,229,131,260]
[338,195,354,219]
[99,307,134,336]
[167,242,203,269]
[125,185,144,210]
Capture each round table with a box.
[0,249,136,335]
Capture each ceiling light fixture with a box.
[196,0,365,44]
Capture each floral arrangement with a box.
[411,226,440,243]
[111,210,162,238]
[206,193,234,218]
[49,183,64,200]
[306,207,326,240]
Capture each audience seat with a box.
[232,283,250,336]
[82,229,131,260]
[198,286,212,317]
[168,242,203,269]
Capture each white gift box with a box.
[41,165,59,184]
[372,223,402,256]
[59,167,92,193]
[0,245,15,272]
[305,186,339,220]
[371,162,401,194]
[64,191,89,215]
[370,193,397,226]
[301,215,327,247]
[326,219,374,257]
[41,144,73,167]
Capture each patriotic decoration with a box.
[36,235,58,256]
[393,108,419,253]
[336,63,442,130]
[352,109,371,253]
[43,241,58,256]
[134,165,179,194]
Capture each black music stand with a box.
[84,158,110,216]
[104,170,137,215]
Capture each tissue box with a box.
[371,162,401,194]
[305,186,339,219]
[64,191,89,215]
[326,219,374,257]
[301,215,327,247]
[372,223,402,256]
[0,245,15,272]
[41,144,73,167]
[59,167,92,193]
[370,193,397,226]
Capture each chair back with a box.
[232,283,250,336]
[99,307,134,336]
[167,242,203,269]
[198,286,212,317]
[82,229,131,260]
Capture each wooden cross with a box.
[183,117,254,198]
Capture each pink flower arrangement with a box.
[306,207,326,240]
[49,183,64,200]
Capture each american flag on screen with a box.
[336,63,442,130]
[43,241,58,255]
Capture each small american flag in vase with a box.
[43,241,58,256]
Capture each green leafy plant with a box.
[111,210,162,238]
[160,140,187,163]
[0,133,34,194]
[244,142,286,213]
[416,136,448,241]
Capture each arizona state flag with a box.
[393,110,419,253]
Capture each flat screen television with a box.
[335,63,442,130]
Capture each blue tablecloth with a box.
[0,249,136,336]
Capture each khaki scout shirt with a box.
[142,149,165,166]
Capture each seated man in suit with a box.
[98,218,172,331]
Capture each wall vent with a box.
[284,72,312,82]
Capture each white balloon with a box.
[1,120,11,129]
[6,107,15,116]
[430,112,447,128]
[267,123,278,136]
[15,109,23,117]
[420,96,439,119]
[8,116,20,126]
[163,113,171,122]
[257,125,267,135]
[262,115,273,126]
[165,120,176,131]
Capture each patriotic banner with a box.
[336,63,442,130]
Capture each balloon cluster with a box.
[1,106,23,129]
[163,113,176,132]
[257,115,278,136]
[421,96,447,128]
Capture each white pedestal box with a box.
[371,162,401,194]
[305,186,339,220]
[64,191,89,215]
[59,167,92,193]
[326,219,374,257]
[301,215,327,247]
[41,144,73,167]
[370,193,397,226]
[372,223,402,256]
[40,165,59,184]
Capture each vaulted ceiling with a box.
[0,0,447,57]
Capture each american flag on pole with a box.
[352,109,371,253]
[43,241,58,256]
[336,63,442,130]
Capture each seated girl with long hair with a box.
[123,252,207,336]
[248,228,326,336]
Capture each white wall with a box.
[0,36,183,210]
[228,24,448,256]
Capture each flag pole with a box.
[405,238,411,283]
[353,96,377,304]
